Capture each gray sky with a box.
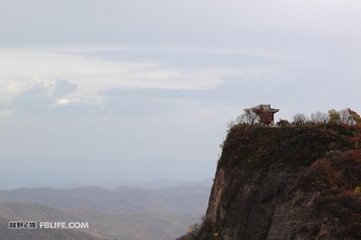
[1,0,361,189]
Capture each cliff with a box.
[194,124,361,240]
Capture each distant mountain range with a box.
[0,185,209,214]
[21,178,213,190]
[0,183,211,240]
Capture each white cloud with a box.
[54,98,71,105]
[0,47,273,111]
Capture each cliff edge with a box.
[191,124,361,240]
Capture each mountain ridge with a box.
[0,184,210,240]
[181,124,361,240]
[0,185,209,215]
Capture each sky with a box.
[1,0,361,189]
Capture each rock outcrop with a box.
[197,124,361,240]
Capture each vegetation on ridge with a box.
[231,107,361,127]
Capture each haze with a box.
[1,0,360,189]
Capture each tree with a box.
[310,111,329,124]
[277,119,290,127]
[349,109,361,125]
[293,113,307,126]
[327,108,361,125]
[328,109,341,124]
[237,108,259,125]
[339,109,354,125]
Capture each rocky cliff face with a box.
[198,125,361,240]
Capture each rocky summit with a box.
[180,123,361,240]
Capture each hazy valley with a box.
[0,181,211,240]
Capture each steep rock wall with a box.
[201,125,361,240]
